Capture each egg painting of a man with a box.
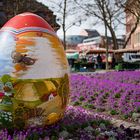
[0,13,69,129]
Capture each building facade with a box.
[65,28,124,51]
[65,35,87,49]
[65,29,101,50]
[125,0,140,50]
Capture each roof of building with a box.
[84,29,100,37]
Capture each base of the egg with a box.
[0,74,69,129]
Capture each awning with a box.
[66,52,79,59]
[114,48,140,53]
[86,49,114,54]
[65,49,79,53]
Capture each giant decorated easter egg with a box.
[0,13,69,129]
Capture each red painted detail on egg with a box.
[0,92,4,98]
[52,92,57,96]
[2,12,54,32]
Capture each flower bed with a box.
[70,71,140,119]
[0,106,139,140]
[88,70,140,85]
[0,71,140,139]
[0,106,110,139]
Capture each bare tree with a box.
[74,0,124,50]
[62,0,67,50]
[74,0,123,69]
[116,0,140,48]
[44,0,83,50]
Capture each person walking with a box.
[111,55,116,69]
[97,54,102,69]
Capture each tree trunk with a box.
[108,25,118,50]
[105,22,109,70]
[62,0,67,50]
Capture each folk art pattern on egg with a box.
[0,13,69,129]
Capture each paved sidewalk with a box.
[111,118,140,131]
[73,69,115,75]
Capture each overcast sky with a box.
[37,0,125,38]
